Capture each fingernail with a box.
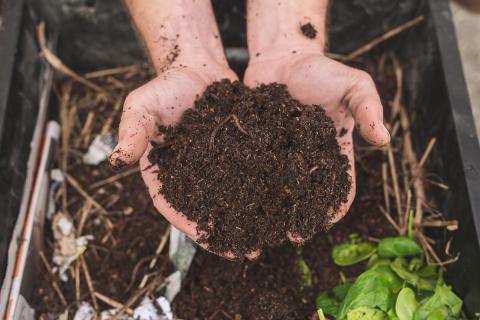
[108,148,128,171]
[380,123,391,144]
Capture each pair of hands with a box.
[109,45,390,259]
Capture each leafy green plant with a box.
[315,235,463,320]
[377,237,422,258]
[332,234,377,266]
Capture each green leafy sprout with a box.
[314,235,463,320]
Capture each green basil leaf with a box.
[413,284,462,320]
[371,265,403,295]
[297,257,313,289]
[425,306,451,320]
[378,237,422,258]
[333,283,352,301]
[332,241,377,266]
[337,269,395,320]
[417,265,437,279]
[367,254,392,270]
[391,258,435,291]
[316,292,340,318]
[396,287,417,320]
[408,258,423,272]
[347,307,388,320]
[387,308,400,320]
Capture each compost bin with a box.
[1,0,480,318]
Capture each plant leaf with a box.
[346,307,388,320]
[396,287,417,320]
[391,258,435,291]
[297,256,313,289]
[316,292,340,318]
[337,269,395,319]
[333,283,352,301]
[387,308,400,320]
[332,241,377,266]
[417,265,437,279]
[367,254,391,270]
[424,306,451,320]
[413,283,462,320]
[378,237,422,258]
[370,265,403,295]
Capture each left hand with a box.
[244,49,390,232]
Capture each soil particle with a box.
[339,127,348,137]
[300,22,317,39]
[148,80,351,257]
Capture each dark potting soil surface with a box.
[32,162,173,317]
[149,80,351,257]
[300,22,318,39]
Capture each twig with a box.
[379,205,401,233]
[381,163,391,215]
[66,174,109,217]
[94,292,134,315]
[77,200,93,236]
[390,59,403,121]
[424,178,449,190]
[37,22,109,96]
[399,106,426,229]
[343,16,425,61]
[89,167,140,190]
[221,310,234,320]
[128,254,158,291]
[39,251,68,307]
[209,114,249,149]
[80,255,99,310]
[417,233,444,269]
[431,254,460,267]
[101,98,123,135]
[58,82,74,213]
[121,275,165,315]
[83,64,143,79]
[75,260,81,306]
[422,220,458,230]
[387,146,403,233]
[419,138,437,167]
[77,111,95,148]
[138,226,171,289]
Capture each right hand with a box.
[109,62,259,260]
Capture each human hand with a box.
[244,49,390,228]
[111,0,258,259]
[108,60,249,258]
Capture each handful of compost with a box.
[148,80,351,257]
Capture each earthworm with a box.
[209,114,249,149]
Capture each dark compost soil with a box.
[300,22,318,39]
[148,80,351,257]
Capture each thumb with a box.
[109,90,156,169]
[345,71,390,146]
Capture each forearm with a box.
[125,0,228,73]
[247,0,328,57]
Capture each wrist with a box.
[247,0,328,58]
[126,0,228,74]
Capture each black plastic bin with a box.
[1,0,479,317]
